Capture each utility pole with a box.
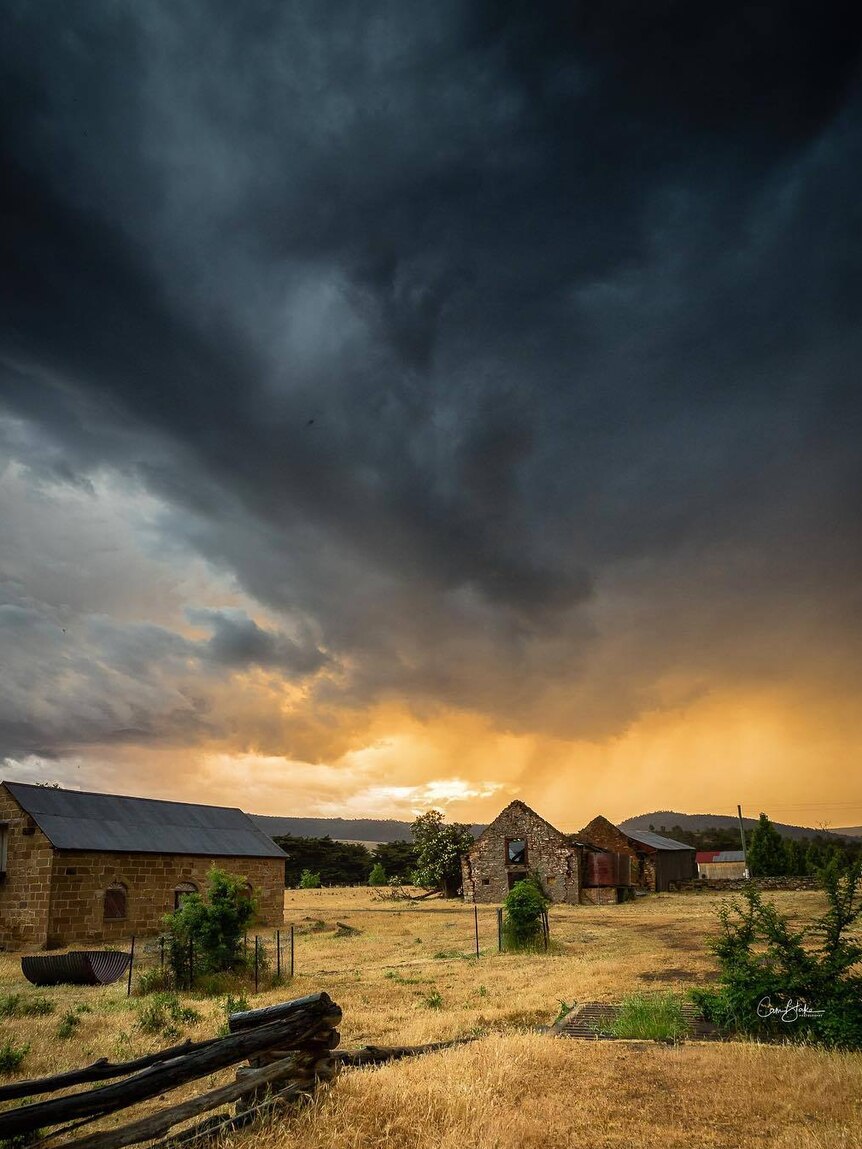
[737,804,749,879]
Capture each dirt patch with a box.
[638,968,700,983]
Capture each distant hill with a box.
[249,814,485,844]
[834,826,862,838]
[621,810,859,842]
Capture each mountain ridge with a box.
[619,810,860,842]
[249,810,861,843]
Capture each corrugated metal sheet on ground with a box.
[558,1002,723,1041]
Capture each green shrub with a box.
[692,860,862,1049]
[192,971,245,997]
[0,995,21,1019]
[608,993,687,1040]
[164,867,257,988]
[19,997,55,1017]
[0,1039,29,1074]
[421,989,443,1010]
[137,993,201,1038]
[502,878,549,951]
[224,992,250,1017]
[57,1009,82,1039]
[216,991,251,1036]
[299,869,321,889]
[554,999,574,1025]
[135,967,175,996]
[368,863,387,887]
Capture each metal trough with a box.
[21,950,132,987]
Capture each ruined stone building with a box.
[461,800,583,904]
[461,801,695,904]
[0,781,286,949]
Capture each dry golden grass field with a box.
[1,887,861,1149]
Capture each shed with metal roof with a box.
[0,781,286,950]
[578,815,697,891]
[696,849,746,880]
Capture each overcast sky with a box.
[1,3,861,830]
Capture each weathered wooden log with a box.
[334,1036,479,1067]
[227,992,340,1032]
[57,1053,309,1149]
[0,1038,223,1103]
[148,1078,312,1149]
[0,1005,333,1139]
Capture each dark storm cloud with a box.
[0,582,327,757]
[187,609,328,675]
[1,1,861,755]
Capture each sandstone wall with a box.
[0,785,54,948]
[47,852,285,946]
[462,800,580,904]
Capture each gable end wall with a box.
[462,803,580,904]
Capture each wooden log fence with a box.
[0,991,476,1149]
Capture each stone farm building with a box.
[461,801,695,904]
[0,782,286,949]
[578,815,697,892]
[696,850,747,879]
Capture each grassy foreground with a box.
[0,887,860,1148]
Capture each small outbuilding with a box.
[578,816,697,892]
[0,781,287,949]
[696,850,747,879]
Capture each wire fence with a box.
[118,903,552,995]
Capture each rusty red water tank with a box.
[617,854,632,886]
[584,850,619,887]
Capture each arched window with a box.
[239,881,253,901]
[103,883,127,922]
[174,881,198,910]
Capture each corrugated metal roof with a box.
[696,850,745,863]
[623,828,695,852]
[3,782,286,858]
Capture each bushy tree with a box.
[693,860,862,1048]
[785,839,807,876]
[165,867,256,986]
[411,810,475,897]
[274,835,372,886]
[502,878,549,951]
[299,869,321,888]
[368,862,387,886]
[372,840,417,883]
[747,813,788,876]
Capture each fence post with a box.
[290,924,295,978]
[126,935,136,997]
[473,904,480,958]
[254,936,260,994]
[159,935,165,971]
[497,907,503,953]
[276,929,281,978]
[188,938,194,990]
[542,909,549,952]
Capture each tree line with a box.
[650,814,862,876]
[273,809,475,892]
